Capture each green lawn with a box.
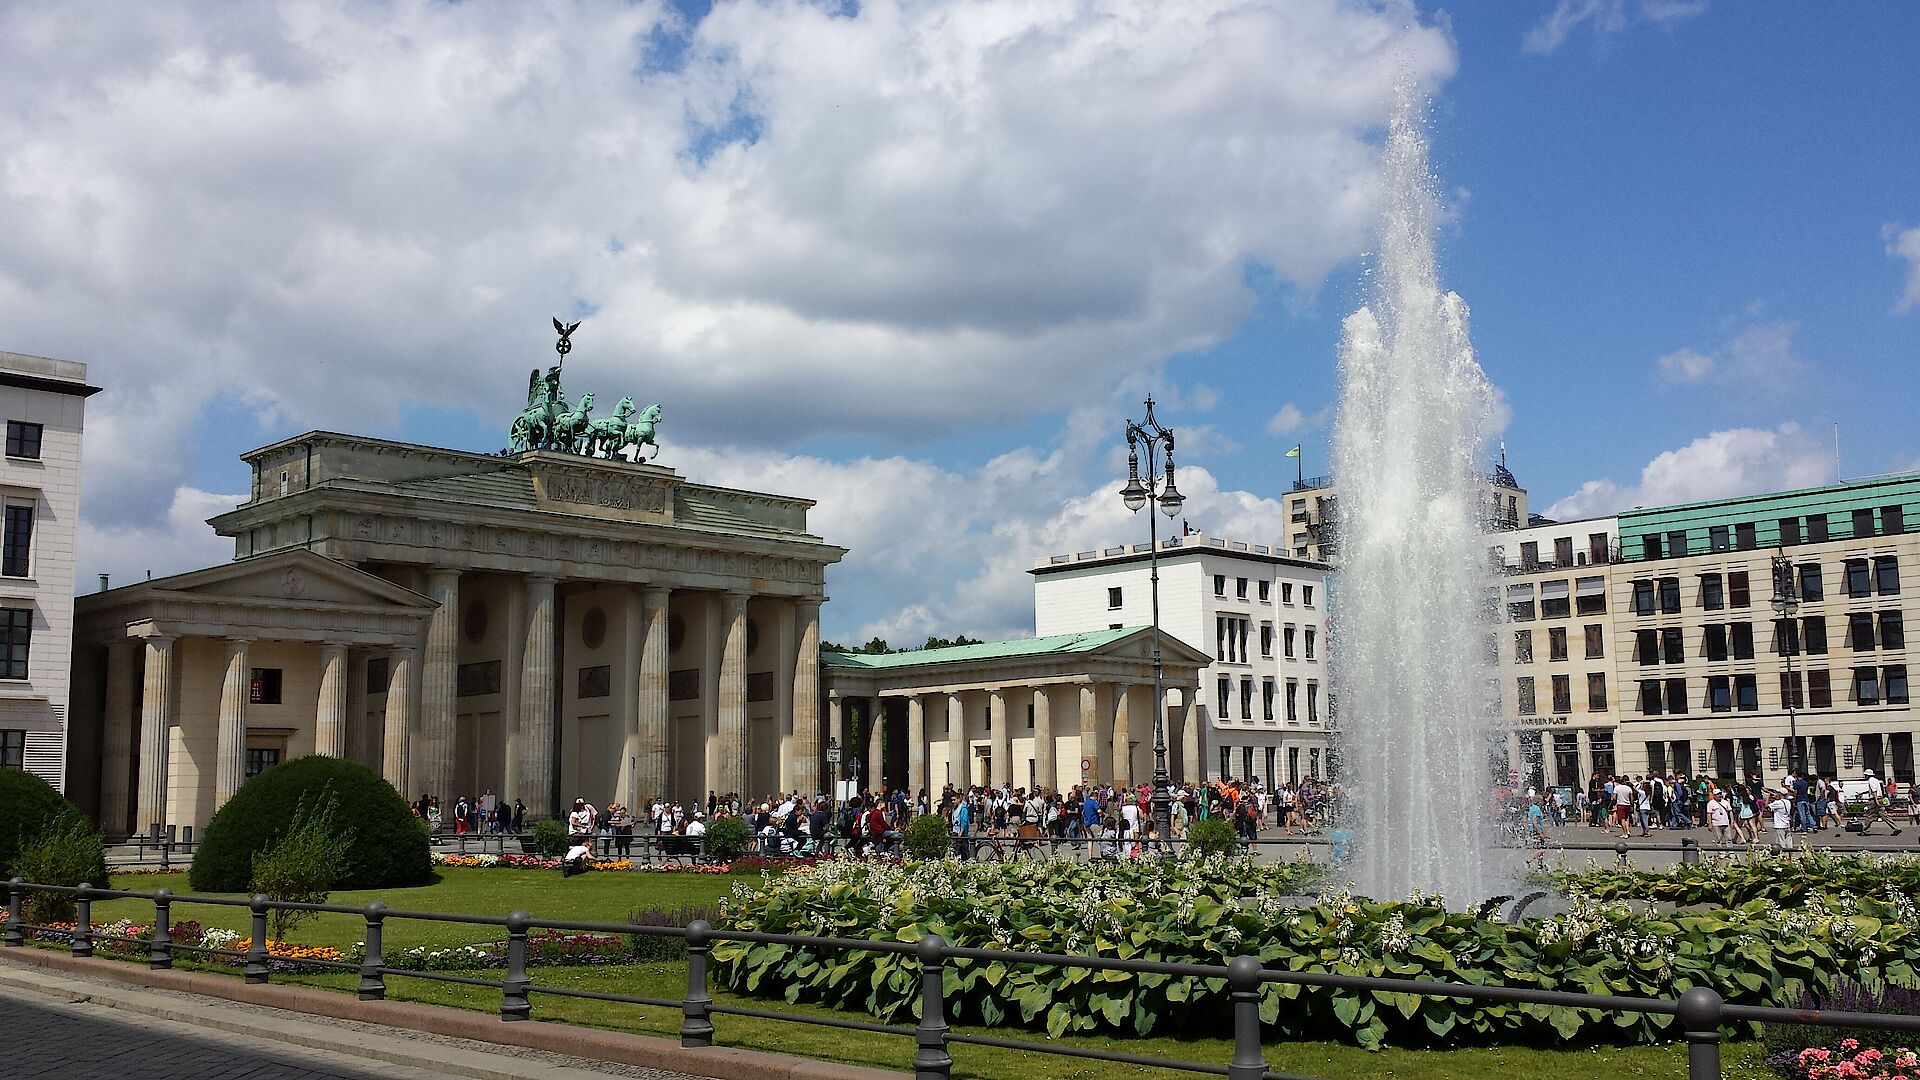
[63,869,1771,1080]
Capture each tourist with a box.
[512,799,526,833]
[1767,788,1795,851]
[561,839,593,878]
[1731,784,1756,843]
[426,797,442,836]
[1704,789,1731,844]
[607,802,634,858]
[1611,776,1634,838]
[1858,770,1904,836]
[1525,796,1549,869]
[567,798,592,844]
[1633,779,1652,837]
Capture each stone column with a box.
[635,586,672,805]
[1078,683,1099,786]
[1032,685,1054,793]
[790,599,822,796]
[500,582,527,798]
[946,693,965,787]
[1111,683,1132,789]
[518,576,557,817]
[346,650,369,766]
[136,636,177,836]
[415,569,461,804]
[906,694,926,797]
[215,638,252,807]
[828,690,844,793]
[616,587,645,809]
[715,591,750,797]
[772,601,796,795]
[988,690,1009,787]
[1180,687,1201,783]
[382,647,415,794]
[100,642,138,838]
[316,643,349,758]
[865,700,882,792]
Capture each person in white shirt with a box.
[685,815,707,838]
[1858,770,1904,836]
[1705,792,1731,844]
[1768,789,1794,850]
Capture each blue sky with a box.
[3,0,1916,643]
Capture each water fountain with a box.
[1331,86,1505,902]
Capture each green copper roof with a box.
[822,626,1148,669]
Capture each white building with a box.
[0,351,96,790]
[1032,532,1333,788]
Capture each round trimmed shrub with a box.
[532,818,569,856]
[0,769,81,878]
[703,815,751,863]
[903,814,953,860]
[1184,816,1240,858]
[189,756,431,892]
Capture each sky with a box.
[2,0,1916,645]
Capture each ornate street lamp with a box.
[1771,552,1802,778]
[1120,396,1184,850]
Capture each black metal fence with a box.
[7,877,1920,1080]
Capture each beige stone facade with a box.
[71,432,843,836]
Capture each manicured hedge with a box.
[189,756,431,892]
[1543,850,1920,907]
[0,769,81,877]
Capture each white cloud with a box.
[1651,320,1812,404]
[1523,0,1708,55]
[1886,223,1920,313]
[77,487,244,591]
[0,0,1456,539]
[1265,404,1307,436]
[1544,423,1834,519]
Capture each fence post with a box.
[149,888,173,969]
[680,920,715,1047]
[1226,955,1267,1080]
[3,878,22,947]
[358,902,387,1001]
[1678,985,1725,1080]
[1615,841,1629,867]
[914,935,953,1080]
[1681,837,1700,865]
[72,884,93,958]
[246,894,271,984]
[501,910,532,1021]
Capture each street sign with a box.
[1081,757,1093,773]
[826,747,842,764]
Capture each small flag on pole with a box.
[1284,445,1302,458]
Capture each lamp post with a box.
[1771,553,1802,778]
[1118,396,1185,851]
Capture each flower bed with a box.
[429,852,769,873]
[1543,850,1920,907]
[712,858,1920,1050]
[33,919,344,972]
[1772,1041,1920,1080]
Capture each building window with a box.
[1780,517,1802,546]
[1846,559,1872,598]
[1728,572,1750,608]
[1665,677,1689,714]
[1219,746,1232,781]
[1515,630,1534,664]
[1633,580,1657,615]
[1808,514,1830,543]
[456,660,502,697]
[1508,584,1536,622]
[248,668,283,705]
[1798,564,1823,602]
[1107,587,1122,609]
[1634,629,1657,666]
[4,421,42,460]
[1735,674,1758,712]
[1735,522,1757,550]
[1283,625,1296,659]
[1775,618,1801,657]
[1304,626,1316,660]
[1303,585,1314,606]
[1235,577,1248,600]
[1285,680,1298,722]
[1554,536,1574,565]
[366,655,390,694]
[1260,623,1273,658]
[1667,530,1689,558]
[1258,580,1270,601]
[1780,671,1803,709]
[1551,674,1571,714]
[1306,682,1319,724]
[245,747,281,777]
[0,505,30,579]
[1516,676,1536,715]
[1850,612,1877,651]
[1708,675,1732,712]
[1262,679,1275,721]
[578,665,611,699]
[1240,678,1254,719]
[1584,624,1604,659]
[1731,622,1754,660]
[1881,611,1905,650]
[1217,677,1231,719]
[1214,574,1226,597]
[1587,673,1608,711]
[1709,525,1730,553]
[1589,532,1610,563]
[0,607,31,680]
[1549,626,1568,661]
[1887,665,1909,705]
[1215,617,1228,661]
[1809,669,1833,708]
[1281,582,1293,604]
[1854,666,1881,706]
[1575,577,1606,615]
[1804,616,1829,655]
[1885,505,1907,535]
[1699,573,1724,611]
[1540,581,1571,619]
[1662,627,1685,665]
[1854,508,1877,539]
[1875,556,1901,595]
[0,729,22,768]
[1642,534,1663,560]
[1705,624,1729,662]
[1658,577,1681,614]
[1638,679,1663,716]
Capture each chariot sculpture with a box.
[507,318,663,462]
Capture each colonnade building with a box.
[67,431,844,837]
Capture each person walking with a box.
[607,803,635,857]
[1705,789,1731,844]
[1858,770,1904,836]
